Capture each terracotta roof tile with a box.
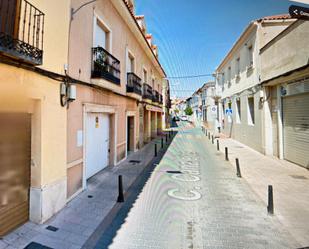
[259,14,292,21]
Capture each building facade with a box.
[215,15,295,153]
[66,0,166,200]
[0,0,71,235]
[201,82,217,130]
[260,20,309,168]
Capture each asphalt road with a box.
[94,122,300,249]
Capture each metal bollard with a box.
[217,140,220,151]
[169,131,171,138]
[208,132,210,140]
[211,135,214,144]
[117,175,124,203]
[165,134,168,143]
[236,158,241,177]
[155,143,157,157]
[205,129,207,136]
[161,138,164,149]
[225,147,229,161]
[267,185,274,215]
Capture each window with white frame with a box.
[127,52,135,73]
[247,44,253,67]
[236,98,241,123]
[247,96,255,125]
[94,18,110,51]
[236,57,240,76]
[143,69,147,83]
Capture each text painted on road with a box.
[167,151,202,201]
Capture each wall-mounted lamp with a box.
[60,83,76,108]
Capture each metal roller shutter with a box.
[283,93,309,168]
[0,113,31,236]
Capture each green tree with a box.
[185,106,193,116]
[174,109,179,114]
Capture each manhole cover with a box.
[166,170,182,174]
[129,160,141,164]
[46,226,58,232]
[290,175,307,180]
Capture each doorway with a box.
[127,116,135,154]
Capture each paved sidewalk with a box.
[0,136,168,249]
[214,136,309,247]
[96,123,300,249]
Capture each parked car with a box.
[180,115,188,121]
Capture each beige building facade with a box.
[260,20,309,168]
[66,0,166,199]
[0,0,71,235]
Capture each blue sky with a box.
[135,0,297,98]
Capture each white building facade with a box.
[215,15,295,154]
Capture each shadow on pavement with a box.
[82,130,178,249]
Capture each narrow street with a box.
[92,121,300,249]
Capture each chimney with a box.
[146,34,152,46]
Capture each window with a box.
[236,57,240,76]
[94,18,110,51]
[152,78,155,89]
[236,98,241,123]
[127,52,135,73]
[247,45,253,67]
[143,69,147,83]
[248,96,255,125]
[222,73,225,85]
[228,67,231,81]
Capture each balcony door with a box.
[0,0,20,37]
[94,18,109,50]
[127,52,135,74]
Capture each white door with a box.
[86,113,110,179]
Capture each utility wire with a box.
[164,73,215,79]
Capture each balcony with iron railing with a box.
[0,0,45,65]
[152,90,160,103]
[126,72,142,95]
[91,47,120,85]
[142,83,152,100]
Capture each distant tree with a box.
[185,106,193,116]
[174,109,179,114]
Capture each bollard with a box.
[205,129,207,136]
[267,185,274,215]
[208,132,210,140]
[225,147,229,161]
[169,131,171,138]
[217,140,220,151]
[165,134,168,143]
[236,158,241,177]
[211,135,214,144]
[161,138,164,149]
[117,175,124,202]
[155,143,157,157]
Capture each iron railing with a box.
[142,83,152,100]
[91,47,121,85]
[0,0,44,65]
[152,90,160,103]
[127,72,142,95]
[159,94,163,104]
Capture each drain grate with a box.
[166,170,182,174]
[24,242,53,249]
[290,175,307,180]
[129,160,141,164]
[88,195,94,198]
[46,226,58,232]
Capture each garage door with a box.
[283,93,309,168]
[0,113,31,236]
[86,113,110,179]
